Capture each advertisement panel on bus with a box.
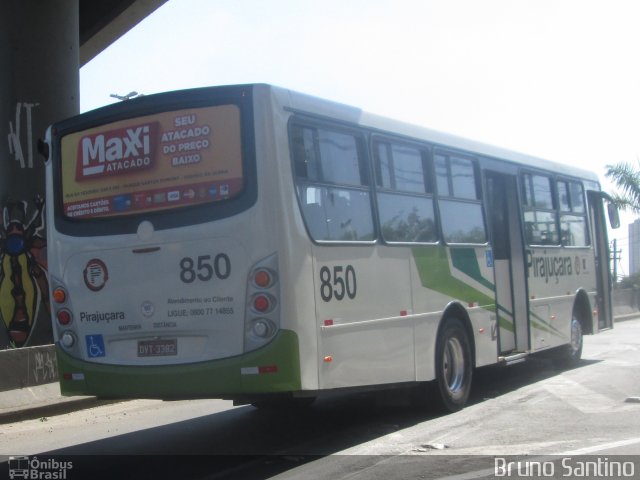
[60,104,243,219]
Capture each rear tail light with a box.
[56,309,72,325]
[53,287,67,304]
[244,254,280,352]
[51,277,79,353]
[60,331,76,348]
[252,293,276,313]
[254,269,273,288]
[252,318,274,338]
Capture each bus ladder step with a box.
[498,352,528,366]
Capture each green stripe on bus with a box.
[450,248,495,291]
[412,246,495,309]
[55,330,302,398]
[498,314,515,332]
[529,311,565,339]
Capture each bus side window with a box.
[374,140,438,244]
[291,122,374,242]
[559,180,589,246]
[435,153,486,244]
[521,173,559,246]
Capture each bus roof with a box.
[268,84,601,185]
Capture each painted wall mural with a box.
[8,101,40,170]
[0,197,51,348]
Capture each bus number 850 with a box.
[320,265,357,302]
[180,254,231,283]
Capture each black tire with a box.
[432,318,473,412]
[553,316,583,369]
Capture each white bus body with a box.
[46,84,616,410]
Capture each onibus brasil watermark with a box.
[8,457,72,480]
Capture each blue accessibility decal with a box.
[85,334,106,358]
[485,249,494,268]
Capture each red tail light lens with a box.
[57,309,72,325]
[253,295,270,312]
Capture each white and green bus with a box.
[45,84,619,411]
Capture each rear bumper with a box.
[55,330,301,399]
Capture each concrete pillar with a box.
[0,0,79,348]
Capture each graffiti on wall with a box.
[33,348,57,383]
[0,197,51,348]
[8,101,40,169]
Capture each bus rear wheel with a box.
[433,318,473,412]
[553,316,583,369]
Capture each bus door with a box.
[587,191,615,331]
[485,171,530,354]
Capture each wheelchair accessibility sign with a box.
[85,334,105,358]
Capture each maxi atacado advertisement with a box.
[60,104,243,219]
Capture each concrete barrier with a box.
[613,288,640,317]
[0,344,57,393]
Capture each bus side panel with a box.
[411,245,498,373]
[314,246,415,389]
[526,247,597,351]
[260,87,321,392]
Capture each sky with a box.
[80,0,640,276]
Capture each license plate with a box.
[137,339,177,357]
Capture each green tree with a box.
[605,160,640,212]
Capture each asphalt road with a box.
[1,318,639,479]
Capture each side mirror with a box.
[607,203,620,229]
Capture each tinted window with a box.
[376,143,426,193]
[560,181,588,246]
[435,154,450,196]
[378,193,437,243]
[558,181,571,212]
[450,156,477,199]
[524,210,559,245]
[532,174,554,209]
[522,173,559,246]
[440,201,487,243]
[377,143,392,189]
[569,182,585,213]
[391,144,425,193]
[317,130,363,185]
[292,122,373,243]
[297,185,374,241]
[292,125,365,186]
[375,140,437,244]
[435,151,486,244]
[561,214,588,246]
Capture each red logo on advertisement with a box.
[75,122,159,181]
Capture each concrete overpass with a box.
[0,0,167,350]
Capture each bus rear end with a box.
[45,85,302,399]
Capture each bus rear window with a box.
[59,104,243,219]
